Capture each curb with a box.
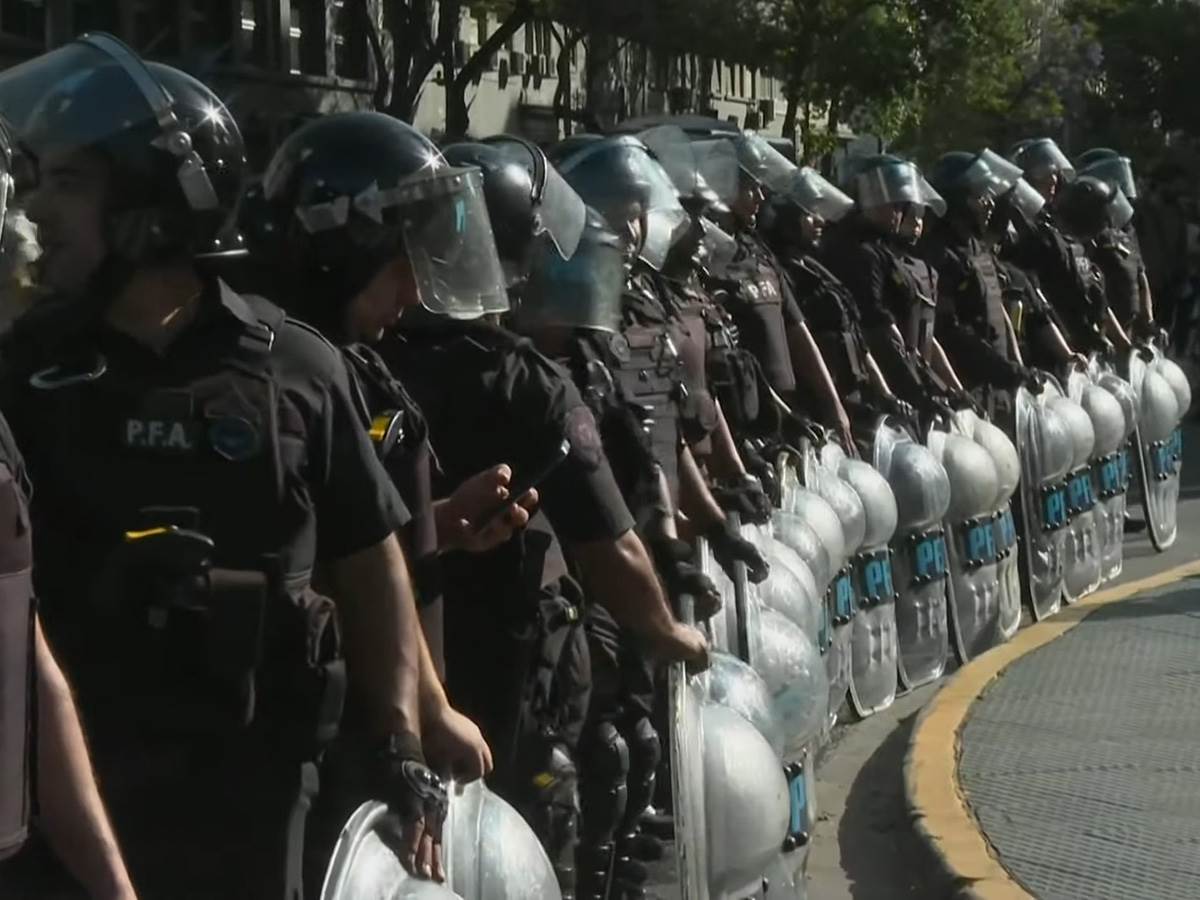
[903,560,1200,900]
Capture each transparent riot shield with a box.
[1050,383,1102,603]
[873,417,951,691]
[320,780,562,900]
[1014,384,1074,620]
[1094,363,1138,581]
[1129,347,1184,551]
[671,598,793,900]
[930,414,1003,664]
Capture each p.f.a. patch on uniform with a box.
[123,416,199,453]
[563,405,604,470]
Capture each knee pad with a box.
[527,742,580,897]
[621,717,661,832]
[578,721,629,841]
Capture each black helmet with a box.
[442,135,586,283]
[0,33,245,263]
[1009,138,1074,181]
[555,135,688,271]
[1075,148,1137,202]
[637,124,739,216]
[241,111,507,333]
[844,154,947,217]
[1055,174,1134,240]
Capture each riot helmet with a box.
[849,155,946,239]
[637,125,738,216]
[1075,148,1137,203]
[556,135,688,271]
[1009,137,1074,202]
[730,131,796,194]
[441,138,586,290]
[1054,174,1134,241]
[928,149,1020,234]
[241,111,507,337]
[764,168,853,251]
[513,207,625,334]
[0,34,246,297]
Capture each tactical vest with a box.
[0,438,34,862]
[1090,227,1141,325]
[341,345,440,606]
[608,322,685,501]
[721,232,796,393]
[892,250,939,361]
[965,240,1014,359]
[14,295,344,754]
[702,301,760,434]
[785,253,870,392]
[659,277,719,451]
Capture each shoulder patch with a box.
[564,405,604,470]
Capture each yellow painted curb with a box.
[905,560,1200,899]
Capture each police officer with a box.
[711,132,857,449]
[921,150,1033,400]
[761,165,914,421]
[1006,138,1130,357]
[0,37,460,897]
[822,155,963,427]
[1076,148,1157,337]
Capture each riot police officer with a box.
[711,132,857,448]
[0,37,455,897]
[921,149,1033,400]
[1076,148,1156,336]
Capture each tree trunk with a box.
[445,1,534,140]
[782,89,799,143]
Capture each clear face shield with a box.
[559,138,688,271]
[516,215,625,333]
[1081,156,1137,203]
[696,217,737,277]
[1005,177,1047,223]
[734,132,797,194]
[1108,188,1135,229]
[1014,139,1074,201]
[482,135,587,259]
[856,161,947,219]
[782,167,855,223]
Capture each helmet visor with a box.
[1015,138,1074,180]
[698,218,737,277]
[856,162,947,217]
[0,35,219,214]
[1081,156,1137,202]
[559,138,688,271]
[961,148,1021,198]
[735,132,796,194]
[397,167,509,318]
[1006,177,1047,221]
[1109,188,1135,229]
[483,135,587,259]
[518,215,625,332]
[781,167,854,222]
[640,126,740,212]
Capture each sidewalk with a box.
[958,577,1200,900]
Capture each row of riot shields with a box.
[318,346,1187,900]
[663,342,1187,900]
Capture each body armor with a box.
[783,254,872,393]
[717,231,796,394]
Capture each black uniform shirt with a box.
[0,279,410,629]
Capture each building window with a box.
[333,0,367,80]
[290,0,326,75]
[239,0,270,65]
[1,0,44,43]
[70,0,119,36]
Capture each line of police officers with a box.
[0,32,1156,900]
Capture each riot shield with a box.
[1014,384,1073,620]
[929,414,1003,664]
[671,598,792,900]
[1094,365,1136,581]
[320,780,561,900]
[872,418,951,691]
[1129,348,1184,551]
[1047,387,1102,603]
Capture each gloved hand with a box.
[879,394,917,423]
[706,518,770,585]
[369,732,449,880]
[711,475,773,525]
[651,537,722,620]
[739,441,781,508]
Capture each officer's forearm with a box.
[678,444,725,529]
[330,535,422,738]
[866,354,893,397]
[570,531,679,641]
[35,621,137,900]
[1139,270,1155,321]
[1105,307,1133,349]
[706,401,748,480]
[931,340,965,391]
[788,322,849,426]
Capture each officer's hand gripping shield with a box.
[1014,382,1074,620]
[320,779,562,900]
[1128,346,1185,551]
[873,417,952,693]
[670,598,792,900]
[930,410,1006,663]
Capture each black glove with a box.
[707,518,770,585]
[651,537,722,620]
[879,394,917,423]
[711,475,773,525]
[369,732,448,854]
[740,440,781,508]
